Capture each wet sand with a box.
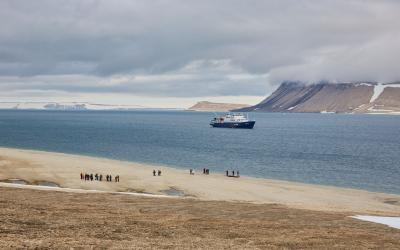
[0,147,400,215]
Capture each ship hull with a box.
[210,121,255,129]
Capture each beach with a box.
[1,147,400,248]
[0,147,399,215]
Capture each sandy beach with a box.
[0,147,399,215]
[1,147,400,248]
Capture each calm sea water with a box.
[0,110,399,194]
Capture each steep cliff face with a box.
[187,101,250,112]
[236,82,400,114]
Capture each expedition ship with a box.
[210,113,255,129]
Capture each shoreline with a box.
[0,146,399,215]
[1,144,398,196]
[1,108,400,115]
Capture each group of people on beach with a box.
[189,168,240,177]
[152,170,162,176]
[80,173,120,182]
[189,168,210,175]
[226,170,240,178]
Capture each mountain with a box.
[187,101,250,112]
[235,81,400,114]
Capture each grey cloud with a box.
[0,68,270,97]
[0,0,400,98]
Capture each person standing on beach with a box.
[109,175,112,182]
[99,174,103,181]
[95,173,98,181]
[226,170,229,177]
[153,170,156,176]
[90,174,93,181]
[80,172,83,180]
[157,170,161,176]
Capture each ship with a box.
[210,113,255,129]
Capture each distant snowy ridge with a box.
[0,102,152,111]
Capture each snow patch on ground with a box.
[357,83,374,87]
[367,112,400,115]
[370,83,400,103]
[0,182,176,199]
[368,107,394,112]
[370,83,385,103]
[367,106,400,114]
[351,215,400,229]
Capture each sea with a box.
[0,110,399,194]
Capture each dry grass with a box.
[0,187,399,249]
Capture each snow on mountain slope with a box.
[370,83,400,103]
[235,81,400,114]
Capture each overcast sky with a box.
[1,0,399,107]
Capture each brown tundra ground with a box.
[0,187,399,249]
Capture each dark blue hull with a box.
[210,121,255,129]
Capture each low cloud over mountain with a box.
[1,1,400,106]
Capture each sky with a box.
[1,0,400,108]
